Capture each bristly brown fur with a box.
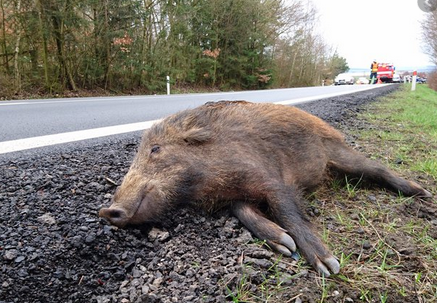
[100,100,432,277]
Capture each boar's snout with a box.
[99,207,129,227]
[98,175,167,227]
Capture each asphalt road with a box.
[0,85,386,157]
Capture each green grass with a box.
[333,84,437,302]
[361,84,437,180]
[375,84,437,127]
[321,84,437,302]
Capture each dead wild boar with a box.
[99,100,432,277]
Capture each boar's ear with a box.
[182,127,212,145]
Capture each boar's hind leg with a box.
[232,201,297,256]
[329,145,432,198]
[266,185,340,277]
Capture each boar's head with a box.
[99,113,212,227]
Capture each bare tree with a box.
[0,0,10,74]
[12,0,22,92]
[422,10,437,65]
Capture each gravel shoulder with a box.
[2,84,425,303]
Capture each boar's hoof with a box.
[421,189,433,198]
[316,256,340,277]
[99,207,128,227]
[267,233,296,256]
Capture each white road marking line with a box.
[275,85,379,105]
[0,119,161,154]
[0,85,386,154]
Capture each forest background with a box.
[0,0,349,98]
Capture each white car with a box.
[334,73,354,85]
[392,74,401,83]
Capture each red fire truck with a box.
[377,63,395,83]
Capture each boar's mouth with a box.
[99,188,163,228]
[128,193,154,225]
[98,193,144,227]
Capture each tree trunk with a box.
[103,0,110,89]
[288,50,297,85]
[50,1,77,91]
[0,0,9,73]
[13,0,22,93]
[37,0,50,90]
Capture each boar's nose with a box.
[99,207,128,227]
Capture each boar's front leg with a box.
[232,201,297,256]
[266,184,340,277]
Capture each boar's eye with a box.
[150,145,161,154]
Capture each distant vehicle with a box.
[392,74,401,83]
[403,75,412,83]
[377,63,395,83]
[356,77,368,84]
[334,73,354,85]
[416,77,427,84]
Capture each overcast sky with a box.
[306,0,433,70]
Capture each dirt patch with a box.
[1,85,435,303]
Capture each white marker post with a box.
[411,71,417,91]
[166,75,170,95]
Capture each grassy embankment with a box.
[226,84,437,302]
[328,83,437,302]
[361,84,437,180]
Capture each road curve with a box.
[0,85,390,155]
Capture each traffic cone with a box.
[377,78,382,84]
